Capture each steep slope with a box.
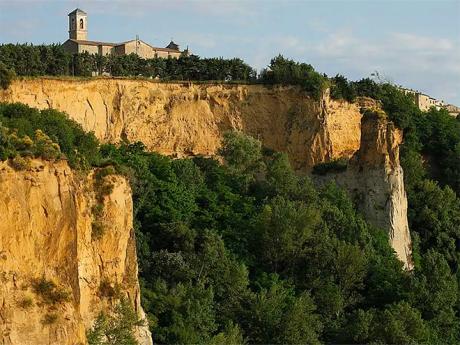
[0,78,362,170]
[0,78,412,268]
[0,159,152,345]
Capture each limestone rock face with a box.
[349,112,413,269]
[0,79,363,170]
[0,159,152,345]
[0,78,412,268]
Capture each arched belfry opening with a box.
[68,8,87,41]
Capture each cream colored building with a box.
[399,87,445,111]
[445,104,460,117]
[415,93,444,111]
[62,8,187,59]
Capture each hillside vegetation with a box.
[2,48,460,343]
[2,89,460,344]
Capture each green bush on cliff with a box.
[0,103,100,168]
[87,298,143,345]
[259,55,329,100]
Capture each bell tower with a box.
[68,8,87,40]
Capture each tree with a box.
[87,298,143,345]
[256,196,320,274]
[218,131,264,181]
[0,62,15,89]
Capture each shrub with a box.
[94,166,116,202]
[42,312,58,325]
[33,129,61,160]
[92,203,104,218]
[99,279,121,299]
[0,103,101,169]
[312,158,349,175]
[87,298,143,345]
[10,155,30,170]
[32,277,70,305]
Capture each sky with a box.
[1,0,459,104]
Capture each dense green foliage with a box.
[0,103,100,168]
[1,54,460,342]
[0,43,256,81]
[259,55,329,99]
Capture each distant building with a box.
[398,86,460,117]
[62,8,188,59]
[445,104,460,117]
[399,87,446,111]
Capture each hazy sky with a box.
[1,0,459,104]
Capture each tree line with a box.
[0,44,331,99]
[0,43,256,81]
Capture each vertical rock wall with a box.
[0,159,152,345]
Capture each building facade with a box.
[399,87,445,111]
[62,8,187,59]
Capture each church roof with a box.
[68,8,87,16]
[165,41,180,51]
[65,38,185,52]
[118,39,182,52]
[68,39,117,46]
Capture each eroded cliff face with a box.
[0,78,362,170]
[0,78,411,268]
[0,159,152,345]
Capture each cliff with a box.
[0,78,362,170]
[0,78,412,268]
[0,159,152,345]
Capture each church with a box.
[62,8,187,59]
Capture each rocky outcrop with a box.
[316,110,413,269]
[0,78,412,268]
[349,111,412,269]
[0,159,152,345]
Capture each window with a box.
[72,18,75,29]
[80,18,84,29]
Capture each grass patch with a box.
[17,296,34,309]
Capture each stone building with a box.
[62,8,187,59]
[399,87,445,111]
[445,104,460,117]
[415,93,444,111]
